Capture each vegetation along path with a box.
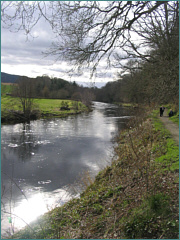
[159,109,179,145]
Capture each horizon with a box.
[1,71,107,88]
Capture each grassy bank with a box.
[10,107,179,239]
[1,96,89,124]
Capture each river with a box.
[1,102,132,236]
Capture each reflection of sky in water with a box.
[13,188,74,225]
[1,187,75,235]
[1,102,132,236]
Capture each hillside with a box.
[1,73,86,101]
[1,72,21,83]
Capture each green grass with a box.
[123,193,178,239]
[152,110,179,172]
[164,104,179,126]
[153,105,179,126]
[115,102,138,107]
[169,113,179,125]
[35,99,87,115]
[1,96,88,122]
[1,96,20,111]
[1,83,14,94]
[155,138,179,171]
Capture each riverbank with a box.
[10,106,179,239]
[1,96,89,124]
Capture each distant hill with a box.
[1,72,21,83]
[1,72,106,88]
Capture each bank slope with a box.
[11,108,179,239]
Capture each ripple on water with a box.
[38,180,52,185]
[35,140,51,145]
[8,143,19,148]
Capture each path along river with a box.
[1,102,133,236]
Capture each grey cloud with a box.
[2,19,55,65]
[1,16,113,83]
[48,66,71,74]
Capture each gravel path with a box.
[159,109,179,146]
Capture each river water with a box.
[1,102,132,236]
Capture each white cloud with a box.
[1,10,115,84]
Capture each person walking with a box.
[160,107,163,117]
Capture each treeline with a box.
[94,38,179,107]
[32,76,79,99]
[12,75,95,105]
[11,3,179,110]
[2,2,179,111]
[93,2,179,109]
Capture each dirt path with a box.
[159,109,179,146]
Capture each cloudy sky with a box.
[1,11,116,87]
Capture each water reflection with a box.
[1,102,132,236]
[3,123,40,162]
[1,186,75,235]
[12,188,73,230]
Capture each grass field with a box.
[1,83,87,116]
[1,95,88,123]
[36,98,87,116]
[1,83,15,95]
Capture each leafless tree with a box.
[2,1,175,75]
[14,76,35,120]
[113,1,179,67]
[81,89,95,108]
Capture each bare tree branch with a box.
[1,1,177,75]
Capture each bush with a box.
[60,101,69,108]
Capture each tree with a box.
[113,1,179,105]
[42,85,50,98]
[2,1,178,107]
[14,76,35,120]
[1,1,173,74]
[81,88,95,108]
